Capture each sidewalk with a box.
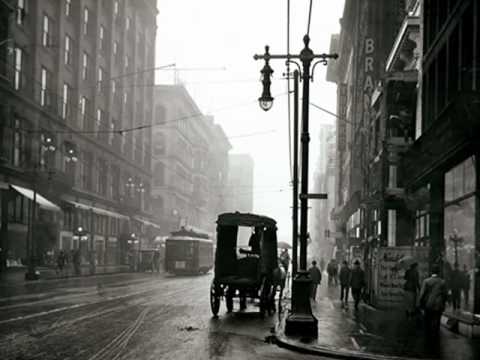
[0,264,130,285]
[275,277,480,359]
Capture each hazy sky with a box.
[155,0,345,241]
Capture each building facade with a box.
[403,0,480,316]
[0,0,158,272]
[152,85,231,236]
[330,0,480,318]
[225,153,254,214]
[328,0,406,263]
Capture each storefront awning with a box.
[134,216,161,229]
[68,200,129,220]
[11,185,61,212]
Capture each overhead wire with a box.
[307,0,313,36]
[286,0,293,182]
[2,55,288,137]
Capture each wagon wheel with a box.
[210,282,220,316]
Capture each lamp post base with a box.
[285,271,318,337]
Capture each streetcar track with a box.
[0,284,158,325]
[0,277,206,325]
[0,280,157,310]
[88,307,150,360]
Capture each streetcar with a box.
[164,227,214,275]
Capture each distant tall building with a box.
[226,154,254,213]
[0,0,158,271]
[152,85,231,235]
[310,124,336,259]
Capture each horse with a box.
[267,264,287,315]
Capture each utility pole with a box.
[292,70,299,277]
[254,35,338,337]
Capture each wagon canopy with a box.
[214,212,278,279]
[216,212,276,228]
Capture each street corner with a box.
[272,305,434,360]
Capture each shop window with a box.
[443,156,476,312]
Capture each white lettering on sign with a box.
[374,247,429,307]
[365,38,375,54]
[363,38,375,94]
[363,38,375,125]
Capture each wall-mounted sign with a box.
[374,246,429,308]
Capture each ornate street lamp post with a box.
[254,35,337,336]
[25,134,57,280]
[449,229,464,265]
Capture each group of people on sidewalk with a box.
[313,256,450,339]
[55,249,81,277]
[308,259,366,311]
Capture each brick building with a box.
[328,0,406,264]
[0,0,158,272]
[404,0,480,317]
[152,84,231,236]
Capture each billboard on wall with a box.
[373,246,429,308]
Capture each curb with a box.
[274,314,434,360]
[0,268,138,285]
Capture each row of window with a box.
[9,119,149,209]
[75,208,123,237]
[423,1,480,130]
[17,0,139,37]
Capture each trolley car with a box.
[164,227,214,275]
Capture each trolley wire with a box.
[307,0,314,36]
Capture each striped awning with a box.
[11,185,61,212]
[68,200,129,220]
[134,216,161,229]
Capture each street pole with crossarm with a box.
[254,34,338,337]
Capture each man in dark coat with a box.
[308,260,322,301]
[462,264,470,307]
[419,265,448,337]
[339,260,351,308]
[350,260,365,311]
[450,262,463,310]
[404,262,420,317]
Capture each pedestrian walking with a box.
[327,259,337,286]
[331,259,339,286]
[279,248,291,272]
[308,260,322,301]
[462,264,470,307]
[153,249,161,273]
[56,250,66,277]
[403,262,420,318]
[350,260,365,311]
[419,265,448,338]
[339,260,351,308]
[73,249,81,276]
[319,257,326,273]
[450,262,463,311]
